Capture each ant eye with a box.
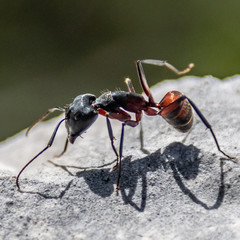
[89,96,96,104]
[74,114,78,120]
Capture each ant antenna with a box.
[16,118,66,191]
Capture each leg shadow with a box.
[17,179,74,199]
[46,142,225,211]
[164,142,225,210]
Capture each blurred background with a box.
[1,0,240,141]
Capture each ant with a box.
[16,59,237,193]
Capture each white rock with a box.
[0,75,239,240]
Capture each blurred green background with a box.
[1,0,240,140]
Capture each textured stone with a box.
[0,75,239,240]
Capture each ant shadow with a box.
[17,179,74,199]
[73,142,225,212]
[19,142,225,212]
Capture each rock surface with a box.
[0,75,240,240]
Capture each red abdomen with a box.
[159,91,193,132]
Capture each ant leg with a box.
[140,59,194,75]
[116,123,125,193]
[139,121,150,155]
[98,109,119,170]
[54,137,69,158]
[106,116,119,170]
[115,112,143,192]
[136,60,156,106]
[139,108,159,155]
[16,118,66,191]
[26,107,65,136]
[125,78,135,93]
[186,97,237,162]
[125,77,158,154]
[136,60,194,106]
[48,158,117,170]
[125,77,145,152]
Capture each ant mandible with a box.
[16,59,237,192]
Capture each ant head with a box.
[65,94,98,144]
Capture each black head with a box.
[65,94,98,144]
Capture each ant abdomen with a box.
[159,91,193,133]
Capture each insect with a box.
[16,59,237,192]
